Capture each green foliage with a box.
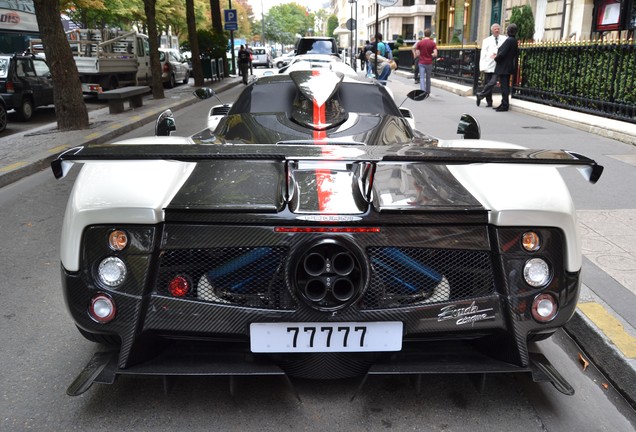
[327,15,338,37]
[267,3,313,39]
[393,36,404,59]
[197,29,227,59]
[509,5,535,41]
[450,31,461,45]
[518,41,635,117]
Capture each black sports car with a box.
[52,69,603,396]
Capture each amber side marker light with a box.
[522,231,541,252]
[108,230,128,251]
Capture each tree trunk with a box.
[210,1,222,33]
[186,0,204,86]
[144,0,165,100]
[32,0,89,131]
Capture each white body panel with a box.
[441,138,581,271]
[60,158,195,271]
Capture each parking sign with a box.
[224,9,238,31]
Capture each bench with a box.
[98,86,151,114]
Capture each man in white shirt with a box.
[476,23,506,107]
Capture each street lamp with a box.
[261,0,266,48]
[348,0,357,71]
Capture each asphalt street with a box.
[0,70,634,410]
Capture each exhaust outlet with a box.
[304,253,326,276]
[332,252,355,276]
[332,278,355,301]
[305,278,328,301]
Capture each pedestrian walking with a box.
[411,28,437,94]
[246,44,253,75]
[475,23,506,108]
[237,45,250,85]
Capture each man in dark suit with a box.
[493,24,518,112]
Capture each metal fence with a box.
[397,46,480,90]
[398,41,636,124]
[515,40,636,124]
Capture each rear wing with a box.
[51,143,604,185]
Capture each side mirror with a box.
[193,87,225,105]
[457,114,481,139]
[155,109,176,136]
[193,87,215,100]
[407,89,429,101]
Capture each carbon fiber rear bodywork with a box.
[63,221,579,395]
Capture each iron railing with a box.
[515,40,636,124]
[398,41,635,124]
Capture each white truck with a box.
[34,29,152,94]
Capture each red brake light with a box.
[5,81,14,93]
[163,63,170,73]
[274,227,381,233]
[168,275,190,297]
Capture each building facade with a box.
[330,0,634,53]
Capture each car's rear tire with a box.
[167,74,176,88]
[0,103,7,132]
[77,326,121,346]
[16,97,33,121]
[276,61,284,68]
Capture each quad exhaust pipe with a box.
[296,240,366,310]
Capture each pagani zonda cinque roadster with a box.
[52,70,603,396]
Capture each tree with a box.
[186,0,204,86]
[327,15,338,37]
[143,0,166,99]
[509,5,535,41]
[33,0,89,131]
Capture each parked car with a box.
[295,37,341,57]
[52,68,603,396]
[273,51,295,68]
[0,53,54,121]
[0,95,7,132]
[278,37,343,74]
[250,47,272,68]
[158,48,189,88]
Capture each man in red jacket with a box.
[411,28,437,94]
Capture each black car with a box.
[0,53,54,121]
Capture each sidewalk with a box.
[0,76,240,189]
[1,71,635,408]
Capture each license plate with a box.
[250,321,403,353]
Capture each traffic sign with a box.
[224,9,238,31]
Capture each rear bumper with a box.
[67,338,574,397]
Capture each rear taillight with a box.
[168,275,190,297]
[5,81,14,93]
[163,63,169,73]
[89,294,116,323]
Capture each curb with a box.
[565,309,636,409]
